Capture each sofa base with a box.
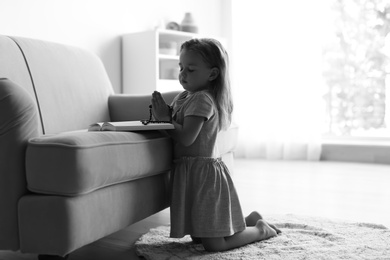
[18,172,171,256]
[38,254,69,260]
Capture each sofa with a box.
[0,35,238,259]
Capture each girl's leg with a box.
[191,236,202,244]
[245,211,282,234]
[193,211,264,244]
[245,211,262,226]
[201,219,277,252]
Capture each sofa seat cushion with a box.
[217,123,239,156]
[26,131,172,196]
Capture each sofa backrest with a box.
[0,36,41,130]
[1,35,114,135]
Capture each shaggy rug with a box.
[135,214,390,260]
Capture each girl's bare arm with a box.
[169,116,204,147]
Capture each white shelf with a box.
[122,29,223,94]
[158,29,198,38]
[159,54,179,61]
[122,29,197,94]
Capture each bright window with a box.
[322,0,390,138]
[231,0,390,158]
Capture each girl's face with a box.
[179,49,213,93]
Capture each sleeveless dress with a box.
[169,90,246,238]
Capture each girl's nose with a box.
[179,71,186,79]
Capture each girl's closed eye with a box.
[179,67,195,73]
[179,63,196,73]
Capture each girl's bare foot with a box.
[245,211,282,234]
[255,219,277,240]
[265,221,282,235]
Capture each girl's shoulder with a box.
[178,91,189,99]
[172,91,217,118]
[174,90,214,104]
[172,91,188,105]
[190,90,215,104]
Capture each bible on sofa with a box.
[88,120,174,131]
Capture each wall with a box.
[0,0,226,93]
[321,140,390,165]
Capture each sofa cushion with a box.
[26,131,172,196]
[218,123,239,156]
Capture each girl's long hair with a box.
[180,38,233,130]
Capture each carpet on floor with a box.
[135,214,390,260]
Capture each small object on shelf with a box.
[170,67,179,79]
[180,12,198,33]
[160,65,180,80]
[159,41,177,55]
[166,21,180,31]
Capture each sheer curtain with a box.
[230,0,330,160]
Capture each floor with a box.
[1,159,390,260]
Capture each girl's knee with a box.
[201,237,226,252]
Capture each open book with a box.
[88,121,174,132]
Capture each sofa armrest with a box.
[0,78,39,249]
[108,91,181,121]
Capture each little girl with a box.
[151,38,281,252]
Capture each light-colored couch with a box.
[0,35,238,259]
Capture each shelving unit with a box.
[122,29,199,94]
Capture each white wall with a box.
[0,0,227,93]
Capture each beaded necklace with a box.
[141,105,173,125]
